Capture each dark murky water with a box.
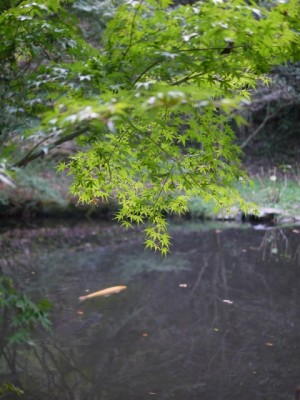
[1,221,300,400]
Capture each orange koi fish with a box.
[79,285,127,302]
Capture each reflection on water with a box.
[1,221,300,400]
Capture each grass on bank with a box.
[239,176,300,215]
[188,169,300,220]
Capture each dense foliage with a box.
[1,0,299,252]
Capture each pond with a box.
[1,220,300,400]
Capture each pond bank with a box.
[1,164,300,225]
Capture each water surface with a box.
[1,221,300,400]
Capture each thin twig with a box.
[171,71,206,86]
[240,101,293,149]
[178,45,246,53]
[121,0,144,61]
[152,165,174,211]
[132,58,162,85]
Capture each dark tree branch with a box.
[17,134,56,162]
[14,128,86,167]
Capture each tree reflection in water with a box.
[0,222,300,400]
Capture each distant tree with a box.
[0,0,299,252]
